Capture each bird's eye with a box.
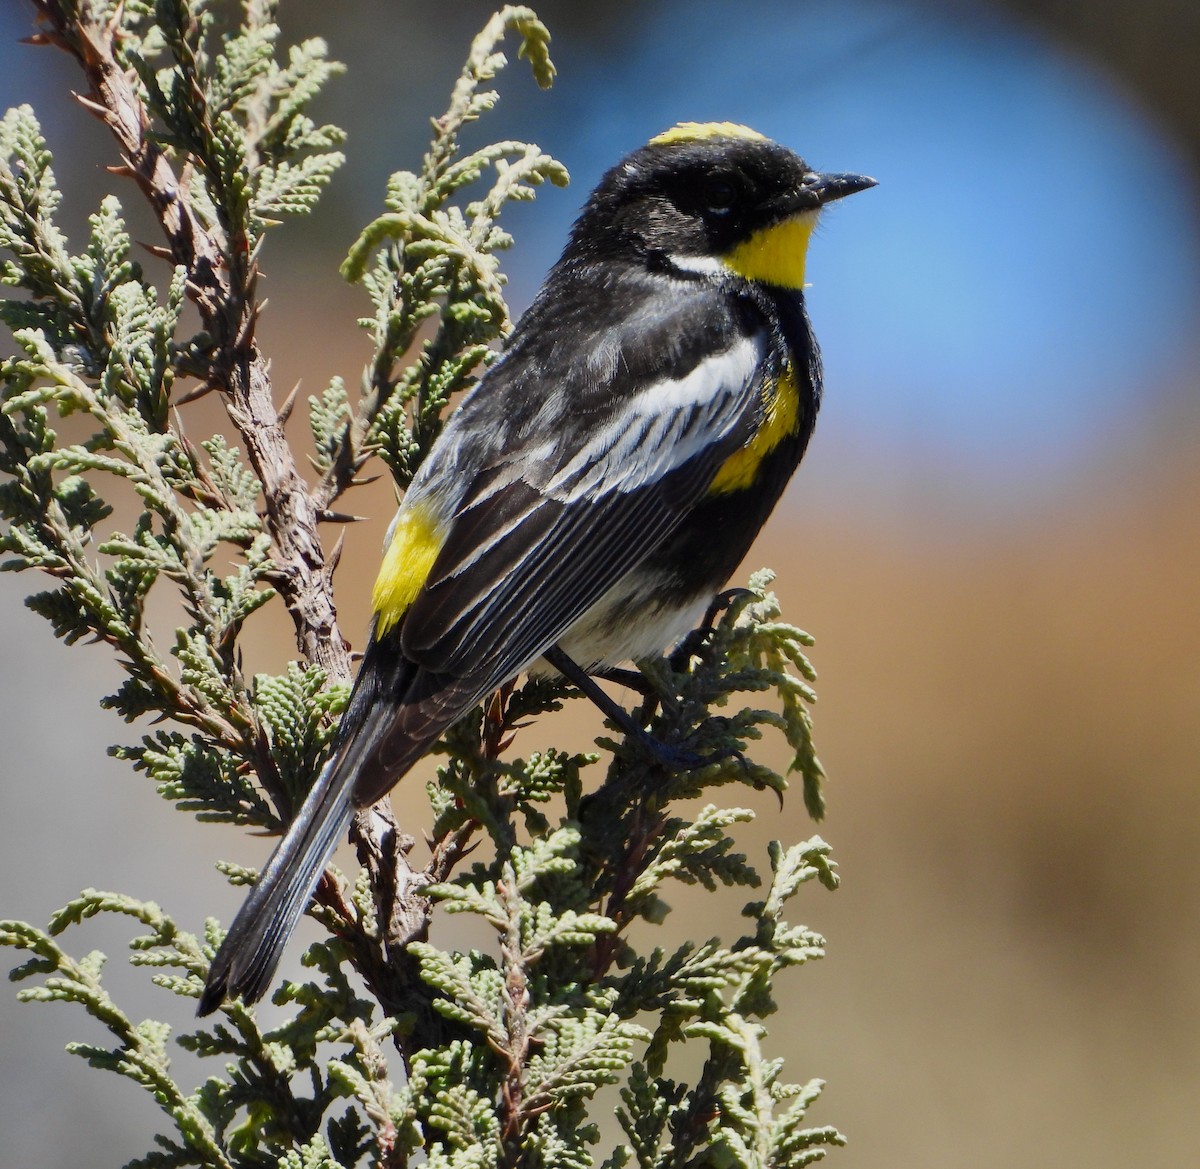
[703,177,737,215]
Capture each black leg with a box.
[542,645,705,772]
[589,665,651,694]
[542,646,649,736]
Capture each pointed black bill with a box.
[805,170,878,205]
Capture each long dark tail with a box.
[197,629,490,1014]
[198,631,415,1015]
[196,754,356,1015]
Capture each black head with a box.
[565,122,875,288]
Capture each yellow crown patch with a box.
[648,122,767,148]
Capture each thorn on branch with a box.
[277,380,302,425]
[234,302,261,351]
[174,380,218,405]
[137,241,174,261]
[324,530,346,583]
[72,91,109,117]
[100,1,123,38]
[20,32,67,49]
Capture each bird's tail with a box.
[197,628,493,1014]
[197,756,355,1015]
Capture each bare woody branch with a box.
[25,1,429,972]
[31,0,350,682]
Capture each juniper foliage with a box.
[0,4,842,1166]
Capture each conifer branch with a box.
[32,0,350,678]
[0,7,843,1167]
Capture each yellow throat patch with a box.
[371,503,445,636]
[709,365,802,495]
[649,121,767,147]
[722,213,817,290]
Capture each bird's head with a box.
[570,121,876,289]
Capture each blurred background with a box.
[1,0,1198,1165]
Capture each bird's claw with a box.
[633,730,748,776]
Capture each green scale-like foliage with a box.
[0,5,844,1167]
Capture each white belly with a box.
[535,571,712,672]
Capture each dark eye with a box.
[703,176,738,215]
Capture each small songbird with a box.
[198,121,874,1013]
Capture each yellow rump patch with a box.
[722,213,817,291]
[371,503,445,636]
[649,121,767,147]
[709,366,802,495]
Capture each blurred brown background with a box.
[1,1,1198,1166]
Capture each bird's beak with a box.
[796,171,878,208]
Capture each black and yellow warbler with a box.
[199,121,874,1013]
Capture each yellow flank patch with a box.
[709,366,802,495]
[723,213,816,290]
[371,502,445,636]
[649,121,767,147]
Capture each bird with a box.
[198,121,875,1013]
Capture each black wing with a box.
[402,267,776,681]
[348,267,781,803]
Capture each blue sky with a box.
[1,0,1196,511]
[489,0,1200,510]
